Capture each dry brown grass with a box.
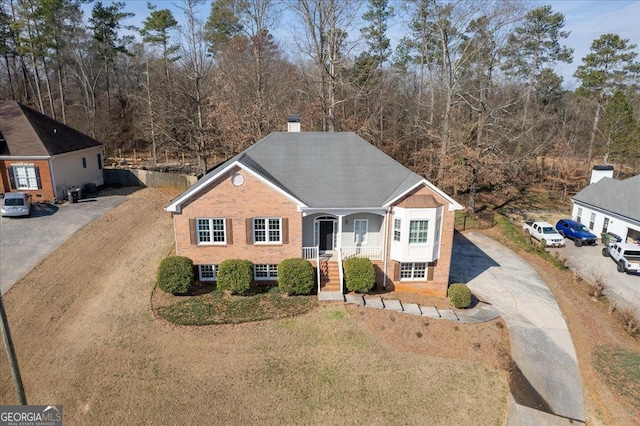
[0,188,508,425]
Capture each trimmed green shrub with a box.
[277,258,315,295]
[448,283,472,309]
[157,256,194,294]
[217,259,253,294]
[344,257,375,293]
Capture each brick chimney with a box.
[287,114,300,132]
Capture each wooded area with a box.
[1,0,639,210]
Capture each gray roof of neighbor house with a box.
[0,100,102,157]
[572,175,640,222]
[169,132,458,210]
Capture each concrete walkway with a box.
[450,232,585,425]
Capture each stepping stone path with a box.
[342,294,500,324]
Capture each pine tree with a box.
[574,33,640,164]
[501,5,573,129]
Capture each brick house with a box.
[0,100,104,201]
[165,127,462,299]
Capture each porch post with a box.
[382,208,390,289]
[337,215,344,293]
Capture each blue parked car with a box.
[555,219,598,247]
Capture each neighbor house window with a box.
[254,264,278,280]
[198,265,218,281]
[589,213,596,231]
[409,220,429,244]
[10,165,40,190]
[82,157,87,168]
[196,218,226,244]
[400,262,427,280]
[435,216,442,244]
[393,219,401,242]
[576,208,583,223]
[253,218,281,243]
[602,218,609,234]
[97,153,103,170]
[354,219,368,244]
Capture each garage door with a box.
[627,228,640,244]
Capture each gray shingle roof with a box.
[238,132,424,207]
[169,132,444,210]
[0,100,102,156]
[572,175,640,222]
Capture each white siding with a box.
[50,146,104,199]
[301,212,384,248]
[390,206,443,262]
[572,202,640,242]
[342,213,383,246]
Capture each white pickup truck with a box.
[602,242,640,274]
[522,221,566,247]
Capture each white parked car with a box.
[1,192,32,217]
[522,221,566,247]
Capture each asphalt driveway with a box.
[549,243,640,313]
[450,232,585,425]
[0,191,128,294]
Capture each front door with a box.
[319,221,334,251]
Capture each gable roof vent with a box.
[287,114,301,132]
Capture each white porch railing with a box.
[302,247,318,260]
[338,248,344,294]
[303,247,321,294]
[339,246,383,261]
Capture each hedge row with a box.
[156,257,317,296]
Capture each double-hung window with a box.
[589,213,596,231]
[196,218,226,244]
[400,262,427,280]
[409,220,429,244]
[354,219,368,244]
[11,165,40,190]
[253,218,281,243]
[254,264,278,280]
[198,265,218,281]
[393,219,401,242]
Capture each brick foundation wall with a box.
[173,166,302,266]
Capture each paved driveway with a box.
[450,232,585,425]
[0,193,128,294]
[549,243,640,313]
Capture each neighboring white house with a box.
[571,166,640,243]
